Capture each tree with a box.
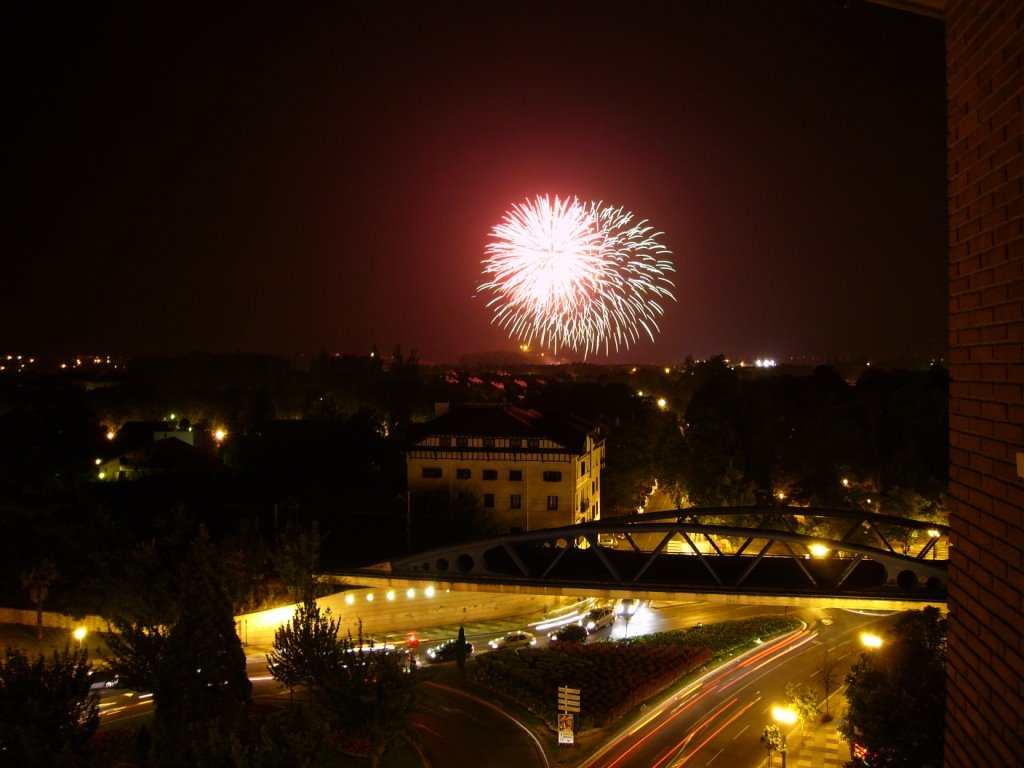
[760,723,783,768]
[321,624,419,768]
[266,593,345,702]
[784,681,819,745]
[21,559,58,640]
[275,519,323,602]
[817,645,838,720]
[839,608,946,768]
[152,527,252,765]
[102,541,178,695]
[0,644,98,764]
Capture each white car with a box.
[580,606,615,631]
[488,631,537,650]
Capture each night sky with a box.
[6,1,946,366]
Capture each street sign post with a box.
[557,685,581,745]
[557,685,581,713]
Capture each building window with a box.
[456,468,471,480]
[509,469,523,481]
[422,467,442,479]
[509,438,522,449]
[543,471,562,482]
[510,494,522,509]
[482,469,498,480]
[439,436,451,447]
[546,495,559,510]
[482,437,495,448]
[456,436,468,447]
[527,439,540,450]
[484,493,495,508]
[580,461,586,477]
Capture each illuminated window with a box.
[422,467,442,479]
[546,495,559,510]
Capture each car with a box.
[615,598,641,617]
[488,630,537,650]
[426,638,474,663]
[579,606,615,631]
[548,624,589,644]
[88,669,122,690]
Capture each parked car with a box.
[488,630,537,650]
[548,624,589,644]
[426,638,473,663]
[580,606,615,631]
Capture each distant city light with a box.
[754,358,777,368]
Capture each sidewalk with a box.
[782,693,850,768]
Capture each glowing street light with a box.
[73,626,87,649]
[809,544,830,558]
[860,631,883,649]
[772,705,798,725]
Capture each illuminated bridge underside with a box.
[365,508,948,611]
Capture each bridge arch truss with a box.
[388,507,948,606]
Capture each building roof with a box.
[409,404,601,453]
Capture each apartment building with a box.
[406,404,605,533]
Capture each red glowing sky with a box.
[6,1,946,365]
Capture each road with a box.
[96,598,893,768]
[578,607,896,768]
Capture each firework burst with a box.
[479,194,675,357]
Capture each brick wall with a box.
[945,1,1024,766]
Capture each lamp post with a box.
[73,626,86,650]
[772,705,797,768]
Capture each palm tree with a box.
[21,560,59,640]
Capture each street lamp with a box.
[771,706,797,768]
[73,626,87,649]
[860,631,883,649]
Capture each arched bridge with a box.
[360,508,949,610]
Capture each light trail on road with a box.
[582,628,817,768]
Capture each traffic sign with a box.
[557,685,581,713]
